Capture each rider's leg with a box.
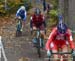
[40,32,44,48]
[51,42,59,61]
[40,25,45,48]
[62,45,68,61]
[32,26,37,46]
[21,20,26,31]
[32,26,37,37]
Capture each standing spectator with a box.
[46,3,53,14]
[42,0,46,11]
[46,3,50,14]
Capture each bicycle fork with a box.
[60,55,68,61]
[60,56,63,61]
[40,38,42,47]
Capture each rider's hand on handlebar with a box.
[15,16,21,20]
[47,50,51,57]
[72,49,75,56]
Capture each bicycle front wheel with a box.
[37,46,41,58]
[36,38,41,58]
[73,56,75,61]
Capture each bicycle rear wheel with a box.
[16,20,22,36]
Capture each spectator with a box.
[42,0,46,11]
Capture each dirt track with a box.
[0,6,50,61]
[1,1,75,61]
[0,17,45,61]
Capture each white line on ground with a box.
[0,36,8,61]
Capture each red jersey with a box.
[46,27,75,50]
[31,14,44,27]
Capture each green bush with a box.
[49,10,58,18]
[46,0,58,27]
[0,3,6,16]
[0,0,32,16]
[48,9,58,26]
[50,0,58,9]
[7,1,32,13]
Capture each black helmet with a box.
[35,8,41,15]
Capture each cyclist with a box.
[45,15,75,61]
[16,6,27,31]
[30,8,46,48]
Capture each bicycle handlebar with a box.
[51,52,72,55]
[50,49,73,55]
[48,50,75,61]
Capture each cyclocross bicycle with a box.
[16,17,22,36]
[31,28,44,58]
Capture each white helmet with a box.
[20,6,25,10]
[18,16,21,20]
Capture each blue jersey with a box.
[16,8,27,21]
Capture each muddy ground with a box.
[0,2,75,61]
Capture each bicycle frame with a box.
[16,18,22,36]
[33,29,42,47]
[16,19,22,31]
[32,29,42,57]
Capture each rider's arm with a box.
[67,29,75,50]
[23,10,27,21]
[30,16,33,28]
[16,8,21,17]
[24,10,27,17]
[45,28,57,50]
[43,16,46,28]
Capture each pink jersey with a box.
[46,27,75,50]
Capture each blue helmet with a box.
[57,22,67,34]
[58,15,63,21]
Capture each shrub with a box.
[0,0,32,16]
[48,9,58,26]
